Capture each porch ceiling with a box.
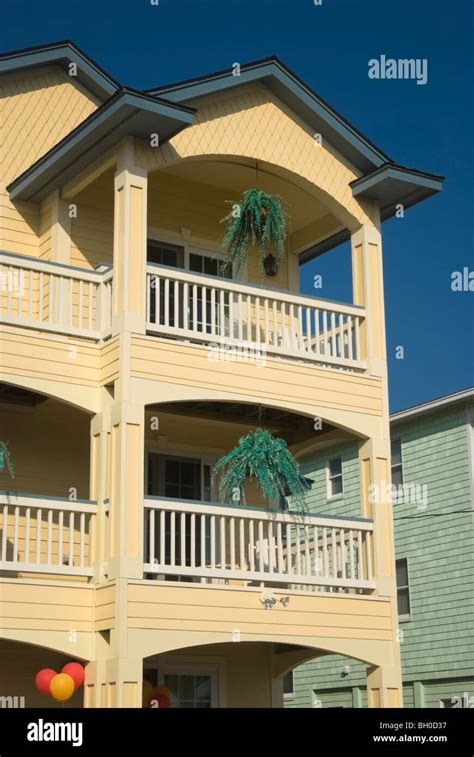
[147,400,336,445]
[0,383,47,407]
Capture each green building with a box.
[285,388,474,709]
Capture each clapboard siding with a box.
[130,336,383,420]
[288,402,474,707]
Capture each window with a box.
[327,456,343,498]
[283,672,294,699]
[396,558,411,618]
[391,438,403,487]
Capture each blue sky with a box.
[2,0,473,411]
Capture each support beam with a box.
[351,222,387,377]
[112,139,148,335]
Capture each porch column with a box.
[84,654,143,708]
[351,222,387,377]
[90,395,112,581]
[107,399,145,580]
[367,663,403,708]
[112,138,148,336]
[359,436,403,707]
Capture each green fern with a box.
[0,441,15,478]
[213,428,308,511]
[220,189,287,275]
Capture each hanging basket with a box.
[219,189,287,276]
[213,428,308,511]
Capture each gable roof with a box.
[1,42,444,246]
[148,56,393,174]
[0,40,118,101]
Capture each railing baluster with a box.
[180,512,186,567]
[190,513,196,568]
[80,512,85,567]
[210,288,216,336]
[78,280,83,329]
[2,506,8,562]
[46,509,53,565]
[149,509,155,566]
[220,516,226,569]
[164,279,170,327]
[68,512,74,567]
[170,511,176,566]
[174,280,179,330]
[246,295,252,342]
[239,518,245,571]
[230,517,235,570]
[36,509,42,565]
[286,523,292,575]
[58,510,63,566]
[156,276,161,325]
[277,522,284,574]
[25,507,31,564]
[160,510,165,566]
[249,520,255,571]
[13,506,19,562]
[210,515,216,569]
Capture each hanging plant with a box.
[0,441,15,478]
[220,189,287,275]
[213,428,308,511]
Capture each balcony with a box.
[144,497,374,593]
[0,490,375,594]
[0,492,96,577]
[0,251,367,374]
[146,264,366,371]
[0,251,113,340]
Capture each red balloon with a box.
[61,662,85,690]
[149,691,171,708]
[35,668,56,696]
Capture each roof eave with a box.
[0,40,119,101]
[7,90,195,203]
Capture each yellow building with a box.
[0,41,443,708]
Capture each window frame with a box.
[326,456,344,500]
[391,437,404,490]
[395,557,411,621]
[283,671,294,701]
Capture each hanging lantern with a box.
[263,253,278,277]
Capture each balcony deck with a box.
[0,251,366,374]
[0,491,374,595]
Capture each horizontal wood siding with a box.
[128,583,392,642]
[130,336,383,418]
[288,403,474,706]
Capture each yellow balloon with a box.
[50,673,75,702]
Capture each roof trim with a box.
[7,88,196,203]
[148,56,393,173]
[0,40,119,101]
[390,388,474,423]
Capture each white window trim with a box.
[391,437,403,486]
[147,227,247,282]
[145,448,221,502]
[326,456,343,501]
[396,556,411,621]
[144,654,227,708]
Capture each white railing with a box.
[143,498,375,592]
[0,252,113,339]
[146,265,366,370]
[0,492,96,576]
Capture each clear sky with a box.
[2,0,473,411]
